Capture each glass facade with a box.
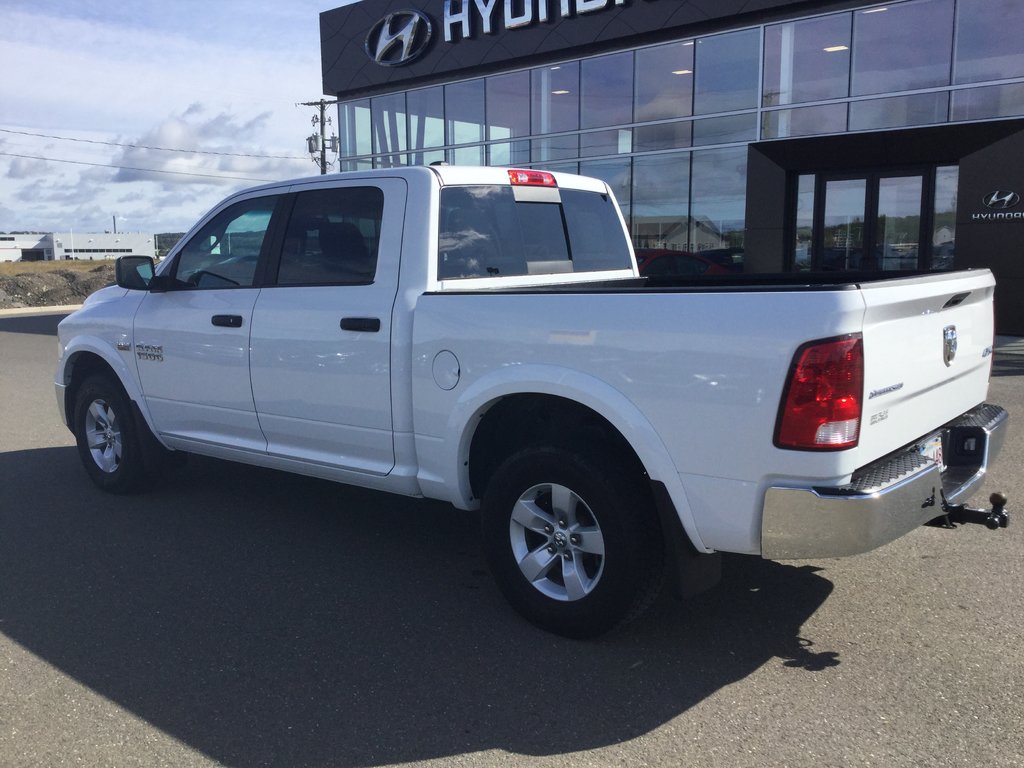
[850,0,955,96]
[336,0,1024,260]
[763,14,850,106]
[932,166,958,269]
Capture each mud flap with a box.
[650,480,722,599]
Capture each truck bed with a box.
[434,269,951,294]
[412,267,996,555]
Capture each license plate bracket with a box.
[918,432,946,472]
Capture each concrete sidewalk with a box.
[0,305,82,318]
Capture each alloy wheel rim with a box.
[509,482,606,601]
[84,398,122,474]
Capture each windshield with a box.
[438,185,632,280]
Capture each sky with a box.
[0,0,355,234]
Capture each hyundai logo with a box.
[983,190,1021,210]
[365,10,433,67]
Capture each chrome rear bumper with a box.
[761,403,1008,559]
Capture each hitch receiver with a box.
[928,492,1010,530]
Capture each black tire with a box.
[73,374,149,494]
[481,445,663,639]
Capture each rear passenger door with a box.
[248,178,406,475]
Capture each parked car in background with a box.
[635,248,742,276]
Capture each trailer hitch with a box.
[928,492,1010,530]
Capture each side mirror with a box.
[115,256,155,290]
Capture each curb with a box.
[0,305,82,318]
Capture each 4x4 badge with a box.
[365,10,433,67]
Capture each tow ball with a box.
[929,492,1010,530]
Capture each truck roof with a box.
[233,165,610,199]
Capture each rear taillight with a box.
[775,335,864,451]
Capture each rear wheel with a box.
[481,445,663,638]
[73,374,148,493]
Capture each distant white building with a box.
[0,232,155,262]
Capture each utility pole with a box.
[299,98,341,175]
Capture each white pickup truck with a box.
[55,165,1009,637]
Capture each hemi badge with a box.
[116,341,131,351]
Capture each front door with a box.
[133,193,282,452]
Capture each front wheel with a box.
[73,374,149,493]
[481,446,663,638]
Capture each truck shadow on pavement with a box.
[0,446,836,767]
[992,347,1024,377]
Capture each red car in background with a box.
[635,248,743,277]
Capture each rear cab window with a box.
[437,178,633,284]
[276,186,384,286]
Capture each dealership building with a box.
[320,0,1024,332]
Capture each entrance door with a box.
[874,175,925,270]
[793,166,957,272]
[820,178,867,271]
[818,172,926,271]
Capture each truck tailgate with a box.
[857,269,996,464]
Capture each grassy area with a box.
[0,259,116,276]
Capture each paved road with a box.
[1,312,1022,768]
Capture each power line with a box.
[0,126,308,161]
[0,151,279,182]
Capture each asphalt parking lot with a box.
[1,311,1022,768]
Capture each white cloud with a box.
[108,105,308,186]
[5,155,49,180]
[1,106,314,232]
[0,1,336,233]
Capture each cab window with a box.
[277,187,384,286]
[174,196,278,289]
[437,186,632,280]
